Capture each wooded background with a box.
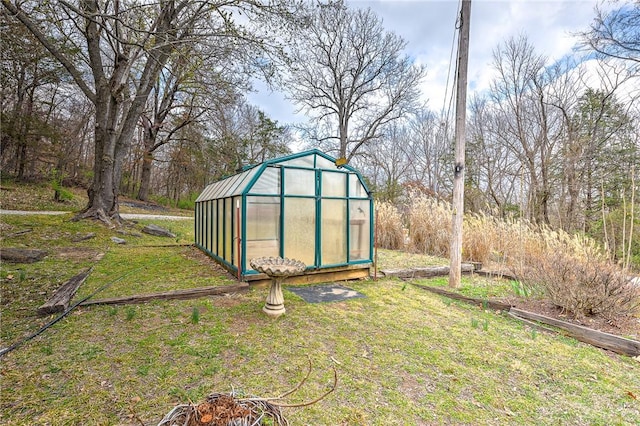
[1,0,638,266]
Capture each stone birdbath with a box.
[249,256,306,317]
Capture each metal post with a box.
[374,208,378,280]
[236,199,241,281]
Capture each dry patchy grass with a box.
[1,278,639,425]
[1,210,639,425]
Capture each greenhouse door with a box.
[283,197,316,267]
[282,167,317,267]
[282,168,350,269]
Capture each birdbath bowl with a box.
[250,257,306,317]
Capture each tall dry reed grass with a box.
[406,195,451,257]
[374,201,405,250]
[378,195,640,318]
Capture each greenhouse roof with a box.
[195,150,364,202]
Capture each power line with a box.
[441,0,463,130]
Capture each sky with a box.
[246,0,608,126]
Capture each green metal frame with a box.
[195,149,373,278]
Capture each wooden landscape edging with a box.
[408,281,640,357]
[79,283,249,307]
[410,282,512,311]
[38,268,92,316]
[509,308,640,357]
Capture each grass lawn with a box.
[1,213,639,425]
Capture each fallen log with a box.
[381,263,474,279]
[80,283,249,307]
[71,232,96,242]
[509,308,640,357]
[0,248,47,263]
[410,282,513,311]
[142,224,176,238]
[38,268,92,316]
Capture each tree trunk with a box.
[75,84,122,224]
[137,120,157,202]
[137,150,153,201]
[17,142,28,180]
[17,85,36,180]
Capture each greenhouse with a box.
[194,149,373,284]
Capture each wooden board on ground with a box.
[80,283,249,306]
[245,264,371,288]
[1,248,47,263]
[38,268,92,316]
[381,264,474,279]
[410,282,513,311]
[510,308,640,357]
[409,279,640,357]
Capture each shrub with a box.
[50,169,73,202]
[375,201,405,250]
[511,227,639,318]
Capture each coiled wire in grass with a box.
[156,357,337,426]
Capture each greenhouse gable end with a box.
[194,150,373,284]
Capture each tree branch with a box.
[2,0,96,102]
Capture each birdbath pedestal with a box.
[250,257,306,317]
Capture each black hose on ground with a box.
[0,259,162,358]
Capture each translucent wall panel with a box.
[349,200,371,261]
[321,199,347,265]
[209,200,218,253]
[280,155,313,168]
[195,203,202,246]
[315,155,337,170]
[349,174,367,197]
[220,174,243,198]
[249,166,280,194]
[216,177,236,200]
[203,202,209,251]
[246,196,280,262]
[233,197,241,269]
[217,200,224,256]
[322,172,346,197]
[224,198,232,262]
[226,168,258,197]
[284,169,316,196]
[284,198,316,266]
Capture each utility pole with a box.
[449,0,471,288]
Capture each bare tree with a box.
[581,1,639,68]
[544,57,637,231]
[135,52,238,201]
[2,0,302,224]
[204,100,291,178]
[404,108,449,194]
[489,35,558,224]
[356,121,412,202]
[466,95,521,216]
[0,13,66,180]
[285,0,425,163]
